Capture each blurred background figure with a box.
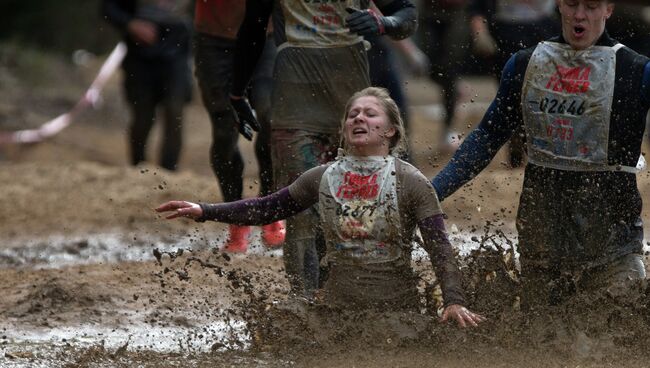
[193,1,282,253]
[415,0,472,152]
[607,2,650,57]
[468,0,558,167]
[101,0,192,171]
[366,34,430,160]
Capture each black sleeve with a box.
[231,0,274,97]
[101,0,135,32]
[374,0,418,40]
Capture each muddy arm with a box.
[419,214,466,307]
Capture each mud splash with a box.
[5,224,650,367]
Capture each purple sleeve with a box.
[197,188,311,225]
[418,214,466,307]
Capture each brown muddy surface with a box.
[2,47,650,367]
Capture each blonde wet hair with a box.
[340,87,407,156]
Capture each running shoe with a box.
[222,225,251,253]
[262,220,286,248]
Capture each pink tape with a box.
[0,42,127,145]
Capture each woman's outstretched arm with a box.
[156,188,314,226]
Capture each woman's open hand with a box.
[440,304,486,328]
[155,201,203,220]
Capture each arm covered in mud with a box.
[399,163,484,327]
[431,54,524,201]
[419,215,486,327]
[156,188,312,225]
[419,215,465,306]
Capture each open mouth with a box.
[573,25,586,37]
[352,128,367,135]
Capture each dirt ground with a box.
[2,46,650,367]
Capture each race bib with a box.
[319,155,402,263]
[522,41,620,171]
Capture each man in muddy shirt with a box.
[432,0,650,306]
[228,0,418,296]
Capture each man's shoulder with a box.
[616,43,650,69]
[511,38,563,74]
[514,41,548,63]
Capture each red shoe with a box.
[222,225,251,253]
[262,221,286,248]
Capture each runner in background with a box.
[228,0,418,297]
[416,0,472,152]
[606,2,650,57]
[101,0,192,171]
[193,1,284,253]
[468,0,559,167]
[366,34,431,160]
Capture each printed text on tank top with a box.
[521,41,640,173]
[279,0,364,49]
[319,155,403,263]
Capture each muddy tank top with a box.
[276,0,364,50]
[318,155,404,265]
[521,41,642,173]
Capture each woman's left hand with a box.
[440,304,486,328]
[155,201,203,220]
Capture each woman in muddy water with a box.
[156,87,484,328]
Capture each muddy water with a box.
[0,228,516,367]
[3,227,650,367]
[0,226,515,270]
[0,229,283,269]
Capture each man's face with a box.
[557,0,614,50]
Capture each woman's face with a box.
[344,96,395,156]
